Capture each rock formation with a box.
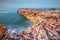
[18,9,60,40]
[0,24,7,39]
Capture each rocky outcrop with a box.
[18,9,60,24]
[18,9,60,40]
[0,24,7,39]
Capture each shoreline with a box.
[0,9,60,40]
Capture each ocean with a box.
[0,10,33,34]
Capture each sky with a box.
[0,0,60,9]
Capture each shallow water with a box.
[0,12,33,34]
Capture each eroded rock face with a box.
[18,9,60,24]
[18,9,60,40]
[0,24,7,39]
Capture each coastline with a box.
[0,8,60,40]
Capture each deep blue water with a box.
[0,11,33,33]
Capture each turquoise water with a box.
[0,12,33,33]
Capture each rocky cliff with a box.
[18,8,60,40]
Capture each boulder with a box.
[0,24,7,39]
